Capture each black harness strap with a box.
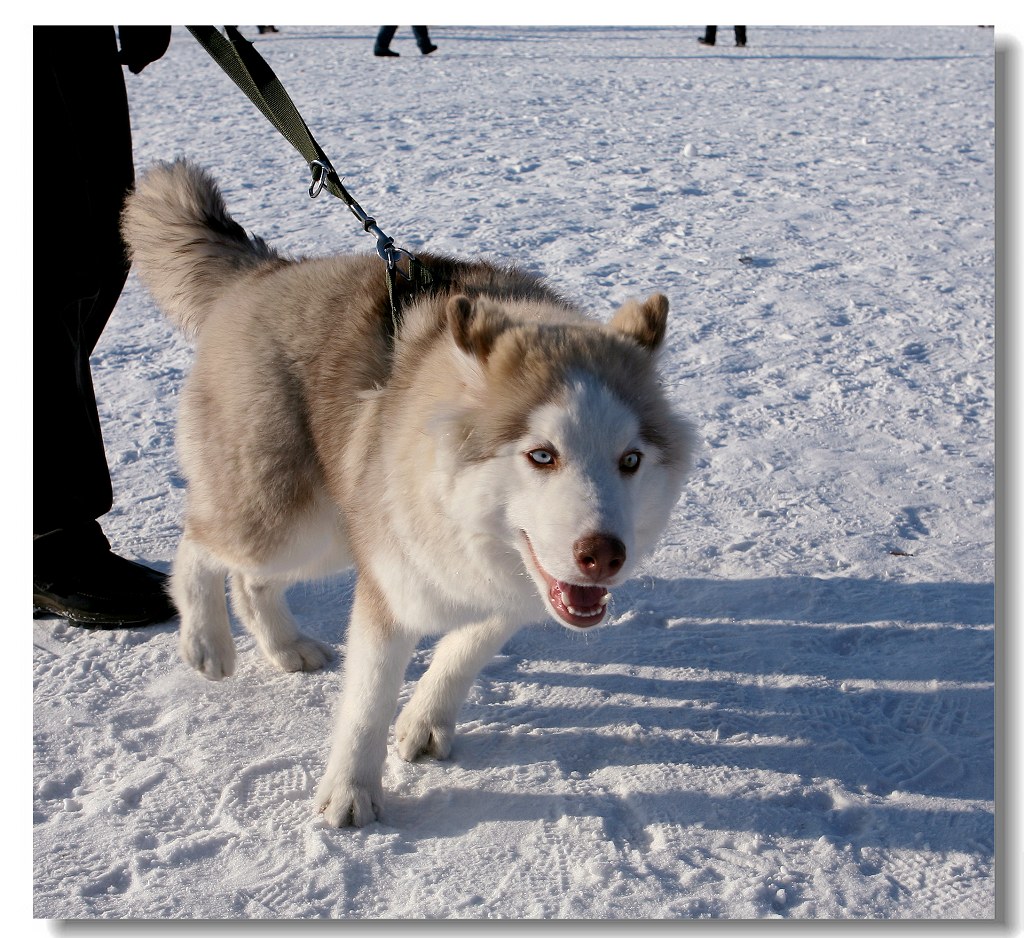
[186,26,434,337]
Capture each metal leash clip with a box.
[307,160,418,286]
[308,159,331,199]
[381,243,417,280]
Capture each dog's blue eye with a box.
[620,451,642,473]
[527,449,557,468]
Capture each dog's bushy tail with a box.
[121,159,280,336]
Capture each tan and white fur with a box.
[122,159,694,827]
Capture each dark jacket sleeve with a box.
[116,26,171,74]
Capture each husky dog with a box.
[122,159,694,827]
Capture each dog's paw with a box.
[395,708,455,762]
[315,778,380,828]
[180,631,236,680]
[262,634,333,673]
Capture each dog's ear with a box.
[447,295,511,362]
[609,293,669,351]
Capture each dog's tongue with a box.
[549,580,609,627]
[560,582,606,608]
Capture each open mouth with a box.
[521,533,611,629]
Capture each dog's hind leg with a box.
[173,537,236,681]
[395,616,519,762]
[231,574,334,673]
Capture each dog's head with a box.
[440,293,694,630]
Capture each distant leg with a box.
[396,616,518,762]
[412,25,437,55]
[374,25,399,56]
[173,536,235,680]
[316,576,417,827]
[231,574,334,673]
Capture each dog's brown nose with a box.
[573,534,626,581]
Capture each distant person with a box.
[374,26,437,57]
[698,26,746,47]
[225,26,279,36]
[33,26,177,629]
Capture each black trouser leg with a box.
[375,26,398,52]
[412,26,433,50]
[34,26,134,538]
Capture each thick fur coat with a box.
[122,159,694,826]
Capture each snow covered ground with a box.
[30,23,1000,921]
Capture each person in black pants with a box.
[34,26,176,628]
[698,26,747,47]
[373,26,437,56]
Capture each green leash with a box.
[186,26,434,337]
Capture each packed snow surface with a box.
[32,25,995,920]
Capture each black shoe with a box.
[698,37,715,46]
[33,525,176,628]
[736,41,746,47]
[419,43,438,55]
[374,47,399,57]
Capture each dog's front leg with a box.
[315,575,416,827]
[395,615,520,762]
